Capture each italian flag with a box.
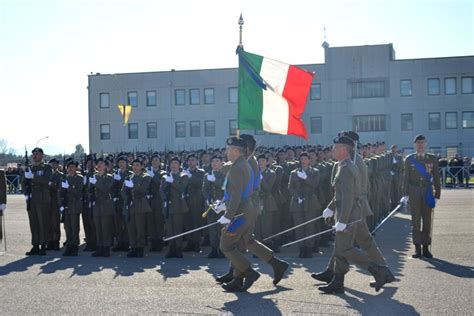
[238,50,314,140]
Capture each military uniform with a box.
[258,167,278,245]
[183,166,205,252]
[147,167,166,251]
[91,172,115,256]
[202,169,225,257]
[47,166,62,250]
[82,169,97,251]
[112,168,132,251]
[62,173,84,256]
[160,170,189,257]
[389,152,403,209]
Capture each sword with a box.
[282,219,362,248]
[263,215,324,241]
[163,221,219,242]
[371,203,403,235]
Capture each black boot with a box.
[127,248,137,258]
[311,269,334,283]
[269,257,289,285]
[62,245,72,256]
[422,245,433,259]
[102,247,110,257]
[92,247,103,257]
[182,242,195,252]
[242,267,261,291]
[368,263,393,292]
[319,273,345,294]
[112,242,123,252]
[216,267,234,284]
[45,241,54,251]
[222,277,244,292]
[175,247,183,258]
[38,245,47,256]
[193,243,201,253]
[26,245,40,256]
[412,244,422,258]
[208,247,219,259]
[370,268,395,288]
[165,246,176,258]
[136,247,144,258]
[53,241,60,251]
[70,245,79,256]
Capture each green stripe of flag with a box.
[238,51,264,130]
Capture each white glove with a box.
[297,197,304,204]
[214,200,227,212]
[0,204,5,211]
[61,181,69,189]
[24,170,34,179]
[59,206,65,213]
[333,222,347,232]
[113,198,118,202]
[260,173,263,181]
[113,172,121,181]
[83,176,88,185]
[217,215,231,225]
[148,168,154,177]
[207,173,216,182]
[184,169,192,178]
[390,171,395,176]
[89,175,97,185]
[297,170,307,180]
[400,196,409,204]
[165,175,174,183]
[323,207,334,219]
[124,179,134,188]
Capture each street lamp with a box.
[35,136,49,147]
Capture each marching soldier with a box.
[112,155,132,252]
[401,135,441,259]
[23,147,52,256]
[47,158,62,251]
[288,152,321,258]
[202,154,226,258]
[121,158,152,258]
[90,158,115,257]
[147,154,166,252]
[160,156,189,258]
[318,136,393,294]
[61,160,84,256]
[183,154,205,253]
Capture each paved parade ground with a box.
[0,190,473,315]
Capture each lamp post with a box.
[35,136,49,147]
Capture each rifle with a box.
[23,146,32,211]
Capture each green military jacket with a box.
[185,167,205,209]
[160,171,189,216]
[259,167,278,213]
[288,166,322,213]
[148,168,166,211]
[49,169,62,205]
[223,155,251,219]
[402,152,441,199]
[92,173,115,217]
[123,172,152,214]
[354,154,373,217]
[63,174,84,214]
[269,163,284,206]
[202,170,225,204]
[29,162,52,204]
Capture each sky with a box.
[0,0,472,155]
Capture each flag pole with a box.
[237,13,244,139]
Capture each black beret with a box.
[186,153,197,160]
[257,154,267,160]
[210,154,223,161]
[333,136,355,147]
[151,154,161,161]
[131,158,144,165]
[96,157,106,164]
[323,147,331,152]
[226,137,246,148]
[341,131,360,142]
[117,155,128,163]
[32,147,43,154]
[48,158,59,164]
[169,156,181,164]
[240,134,256,145]
[299,151,309,158]
[308,148,316,154]
[413,134,426,142]
[85,155,95,163]
[66,160,78,168]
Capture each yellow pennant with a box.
[117,104,132,125]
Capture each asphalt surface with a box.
[0,189,473,315]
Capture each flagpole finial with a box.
[238,13,244,49]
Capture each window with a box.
[401,113,413,131]
[175,89,185,105]
[190,121,201,137]
[128,123,138,139]
[310,117,322,134]
[445,112,458,129]
[189,89,200,105]
[428,112,441,130]
[229,120,237,136]
[461,77,474,94]
[127,91,138,107]
[204,120,215,137]
[444,78,456,95]
[310,84,321,100]
[146,91,156,107]
[175,121,186,137]
[352,115,386,132]
[100,124,110,140]
[427,78,440,95]
[462,111,474,128]
[204,88,215,104]
[351,81,385,98]
[228,87,238,103]
[99,93,110,108]
[400,80,412,96]
[147,122,157,138]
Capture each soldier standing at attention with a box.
[90,158,115,257]
[122,158,152,258]
[23,148,52,256]
[202,154,226,258]
[82,155,97,252]
[401,135,441,259]
[160,156,189,258]
[61,161,84,256]
[389,145,403,209]
[318,136,393,294]
[147,154,166,252]
[47,158,62,251]
[112,155,132,252]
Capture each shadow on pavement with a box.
[424,258,474,278]
[0,256,51,276]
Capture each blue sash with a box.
[408,156,436,208]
